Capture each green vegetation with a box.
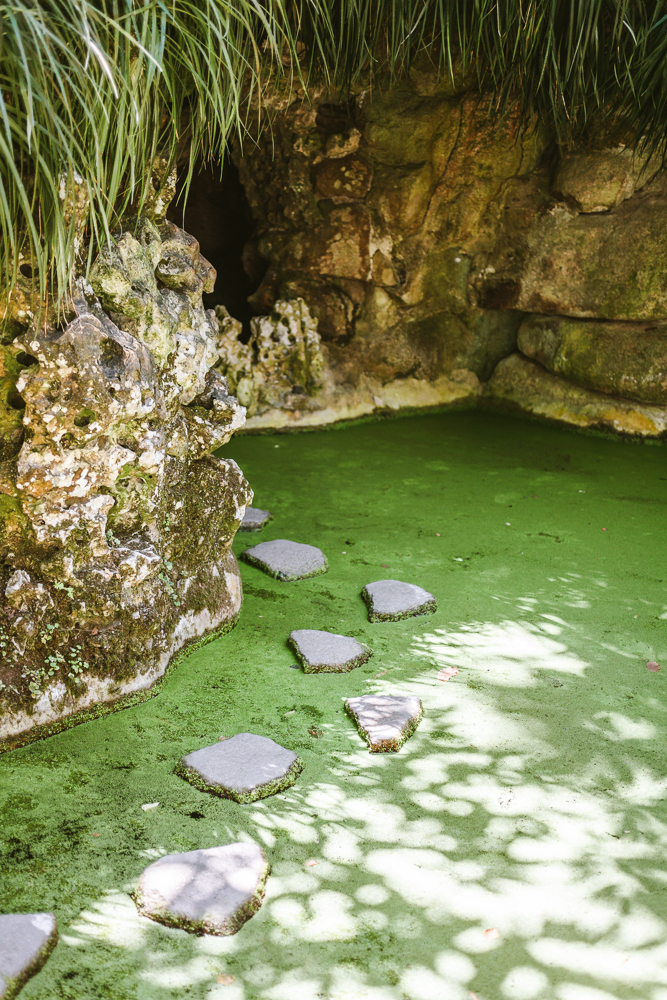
[3,1,667,308]
[1,411,667,997]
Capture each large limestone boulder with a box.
[518,314,667,404]
[553,148,653,213]
[231,81,543,428]
[0,218,252,748]
[478,193,667,321]
[485,353,667,438]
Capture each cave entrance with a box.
[168,157,266,339]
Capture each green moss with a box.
[3,412,667,1000]
[174,756,304,803]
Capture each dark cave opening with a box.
[168,158,267,339]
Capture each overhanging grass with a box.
[3,0,667,309]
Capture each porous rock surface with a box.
[0,217,252,747]
[0,913,58,999]
[362,580,437,622]
[216,299,324,419]
[485,354,667,438]
[345,694,423,752]
[175,732,303,802]
[517,314,667,405]
[241,539,328,581]
[239,507,273,532]
[289,629,372,673]
[203,72,667,436]
[133,843,269,936]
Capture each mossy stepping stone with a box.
[132,843,269,936]
[362,579,436,622]
[175,732,303,803]
[240,539,328,581]
[289,629,372,673]
[0,913,58,999]
[239,507,273,532]
[345,694,423,752]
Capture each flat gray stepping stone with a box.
[289,629,372,673]
[175,732,303,803]
[0,913,58,999]
[239,507,273,532]
[362,579,436,622]
[345,695,423,752]
[240,539,328,581]
[133,843,269,936]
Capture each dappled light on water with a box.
[62,600,667,1000]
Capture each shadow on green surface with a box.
[1,412,666,999]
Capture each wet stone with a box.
[362,579,436,622]
[345,695,423,752]
[240,539,328,581]
[133,843,269,936]
[239,507,273,532]
[0,913,58,999]
[289,629,372,673]
[175,732,303,803]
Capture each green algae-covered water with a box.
[2,411,667,1000]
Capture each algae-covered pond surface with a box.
[2,411,667,1000]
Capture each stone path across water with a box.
[240,539,328,581]
[0,913,58,1000]
[175,733,303,804]
[362,578,437,622]
[132,843,269,936]
[289,629,372,673]
[345,694,424,752]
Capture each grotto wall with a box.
[0,217,252,748]
[213,71,667,437]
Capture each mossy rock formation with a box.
[0,218,252,748]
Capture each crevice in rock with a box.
[169,157,267,341]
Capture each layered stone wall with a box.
[1,218,251,748]
[214,73,667,437]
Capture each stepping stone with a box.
[0,913,58,998]
[133,843,269,936]
[175,732,303,803]
[362,579,436,622]
[239,507,273,532]
[289,629,372,673]
[345,695,423,752]
[240,539,328,581]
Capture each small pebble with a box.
[218,974,235,985]
[647,661,661,673]
[141,802,160,811]
[305,860,318,867]
[484,928,500,940]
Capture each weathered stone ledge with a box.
[484,353,667,438]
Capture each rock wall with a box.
[212,73,667,437]
[0,218,251,748]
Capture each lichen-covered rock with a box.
[518,314,667,404]
[553,147,653,213]
[478,194,667,321]
[485,353,667,437]
[228,82,542,429]
[0,218,252,748]
[216,298,324,417]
